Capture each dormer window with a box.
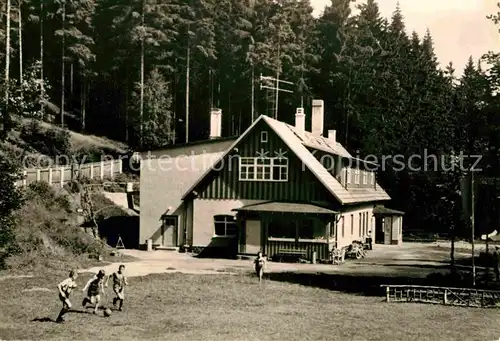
[261,131,268,143]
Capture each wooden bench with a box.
[274,249,307,263]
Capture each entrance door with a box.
[384,217,392,244]
[245,220,261,254]
[375,217,384,244]
[161,216,178,246]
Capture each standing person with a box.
[82,270,106,314]
[56,270,78,323]
[254,251,266,282]
[366,231,373,250]
[106,265,128,311]
[493,246,500,282]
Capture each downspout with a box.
[335,213,342,247]
[183,201,188,247]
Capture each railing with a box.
[16,159,123,188]
[266,238,331,261]
[381,284,500,308]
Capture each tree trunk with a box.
[81,76,86,131]
[171,71,176,144]
[185,42,190,143]
[3,0,11,137]
[70,63,73,94]
[125,65,129,143]
[251,65,254,122]
[60,0,65,128]
[40,0,44,119]
[450,228,455,268]
[139,0,145,147]
[18,0,22,90]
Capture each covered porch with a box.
[373,206,405,245]
[233,201,339,262]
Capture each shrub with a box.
[5,181,108,270]
[20,120,72,160]
[0,157,26,269]
[26,182,72,213]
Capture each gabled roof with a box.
[141,138,236,216]
[140,136,237,158]
[181,115,390,205]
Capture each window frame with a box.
[260,131,268,143]
[213,215,237,237]
[238,156,288,182]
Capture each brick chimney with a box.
[311,99,324,136]
[328,130,336,144]
[209,108,222,139]
[295,107,305,135]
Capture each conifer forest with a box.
[1,0,500,236]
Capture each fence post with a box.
[100,161,104,179]
[443,289,447,305]
[110,160,114,177]
[60,167,64,188]
[90,164,94,179]
[118,159,123,174]
[48,168,53,185]
[22,170,27,186]
[386,286,390,302]
[36,169,41,182]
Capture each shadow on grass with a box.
[32,309,94,323]
[265,272,426,297]
[379,263,449,270]
[32,317,55,323]
[266,262,500,296]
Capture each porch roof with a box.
[233,201,339,215]
[373,205,405,216]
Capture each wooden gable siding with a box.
[197,120,334,202]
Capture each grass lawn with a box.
[1,271,499,341]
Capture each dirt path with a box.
[82,243,464,278]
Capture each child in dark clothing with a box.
[106,264,128,311]
[82,269,106,314]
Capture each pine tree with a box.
[130,67,173,149]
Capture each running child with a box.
[82,270,106,314]
[105,264,128,311]
[56,270,78,323]
[254,251,266,282]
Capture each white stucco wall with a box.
[139,141,233,247]
[336,205,375,249]
[191,199,262,246]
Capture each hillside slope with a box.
[4,181,134,271]
[2,117,129,168]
